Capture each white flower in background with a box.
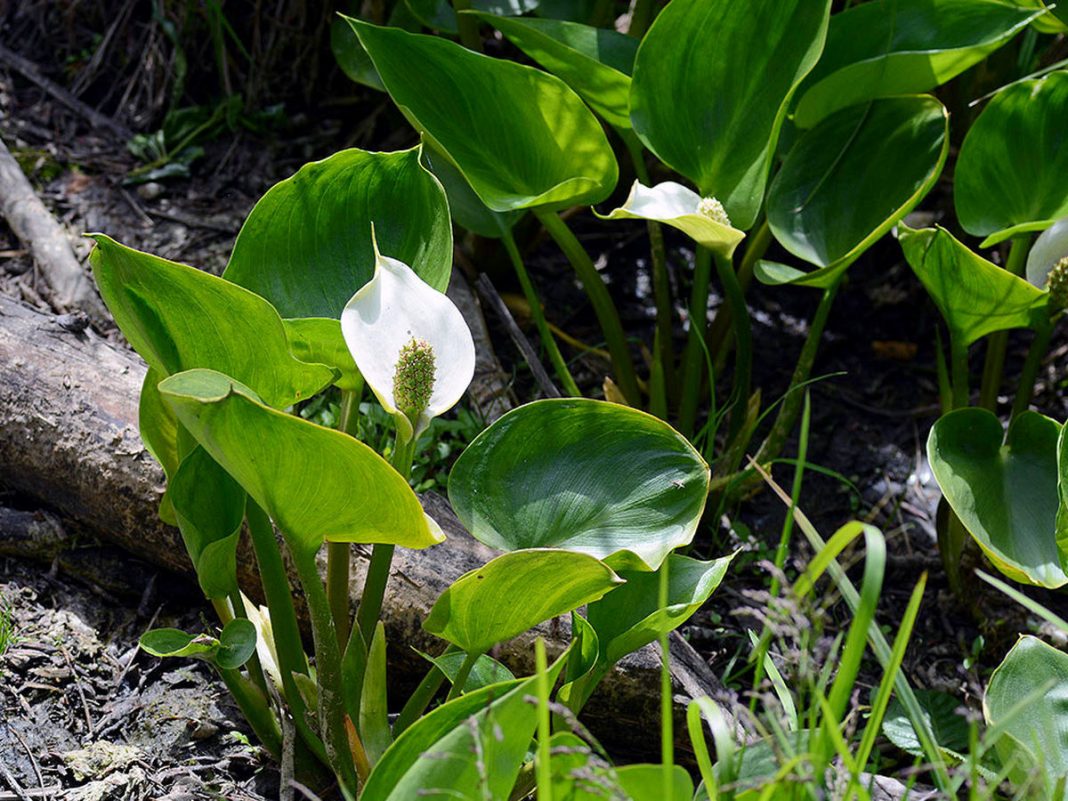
[241,594,282,691]
[1027,217,1068,308]
[596,180,746,257]
[341,233,476,442]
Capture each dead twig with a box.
[0,43,132,140]
[0,752,31,801]
[475,273,562,400]
[59,646,96,738]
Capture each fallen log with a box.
[0,292,736,762]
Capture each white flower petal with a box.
[1026,217,1068,288]
[241,594,283,691]
[595,180,746,257]
[341,236,475,439]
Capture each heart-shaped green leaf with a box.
[140,619,256,670]
[473,13,637,129]
[282,318,361,392]
[928,408,1068,588]
[139,367,180,525]
[762,95,948,287]
[424,549,623,653]
[422,650,516,693]
[421,139,523,238]
[883,689,970,760]
[224,147,452,319]
[330,16,384,91]
[169,445,246,600]
[629,0,830,230]
[140,628,217,660]
[360,654,566,801]
[955,71,1068,246]
[900,225,1048,346]
[159,369,443,556]
[794,0,1040,128]
[586,553,733,667]
[448,399,710,571]
[985,635,1068,794]
[215,619,258,670]
[405,0,539,34]
[89,235,334,408]
[349,19,618,212]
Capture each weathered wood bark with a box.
[0,293,736,761]
[0,136,108,320]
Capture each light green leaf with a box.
[794,0,1040,127]
[586,553,733,667]
[423,650,516,693]
[224,147,452,318]
[139,367,180,525]
[140,628,217,660]
[613,765,694,801]
[900,225,1047,345]
[955,71,1068,245]
[169,445,246,600]
[360,621,393,766]
[424,549,623,653]
[763,96,948,287]
[928,408,1068,588]
[629,0,830,229]
[473,13,638,129]
[596,181,745,258]
[350,19,618,212]
[360,652,566,801]
[89,234,334,408]
[405,0,539,34]
[420,139,522,238]
[985,635,1068,795]
[159,369,444,555]
[448,399,710,571]
[282,318,361,392]
[558,612,599,709]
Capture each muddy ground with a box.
[2,7,1068,799]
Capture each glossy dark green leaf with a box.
[405,0,539,33]
[330,16,384,91]
[448,399,710,571]
[89,235,334,408]
[763,96,948,287]
[900,225,1047,345]
[282,318,361,392]
[794,0,1040,127]
[420,139,522,238]
[586,553,733,667]
[424,650,516,692]
[630,0,830,229]
[224,147,452,319]
[360,655,566,801]
[883,689,970,759]
[169,445,245,600]
[473,13,637,129]
[986,635,1068,794]
[215,619,258,670]
[159,369,443,556]
[955,71,1068,246]
[928,408,1067,588]
[350,19,618,212]
[423,549,623,653]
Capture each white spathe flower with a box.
[241,594,282,691]
[595,180,746,258]
[1026,217,1068,289]
[341,235,476,442]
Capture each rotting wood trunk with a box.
[0,293,738,763]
